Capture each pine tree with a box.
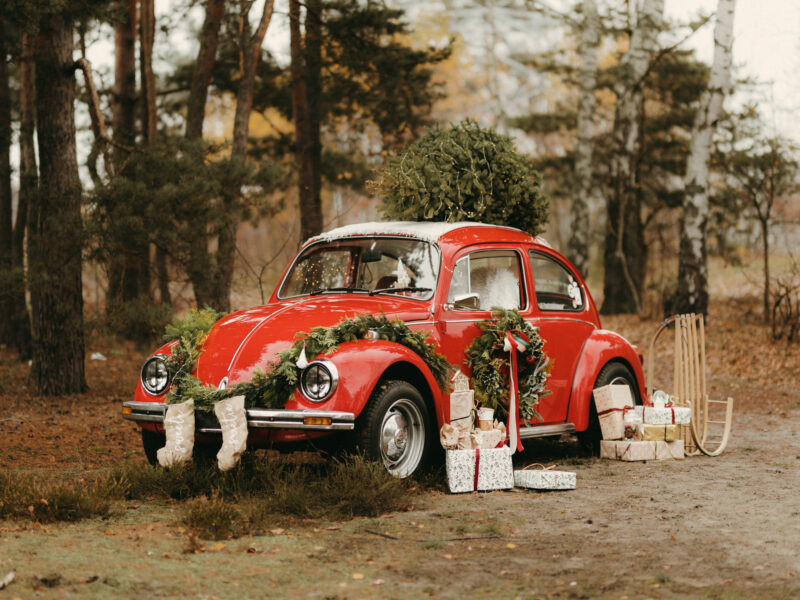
[376,120,548,235]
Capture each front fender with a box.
[293,339,445,423]
[566,330,647,432]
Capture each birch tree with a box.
[673,0,736,315]
[601,0,664,314]
[566,0,599,279]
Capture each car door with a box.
[434,245,530,389]
[525,250,596,424]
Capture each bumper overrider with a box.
[122,401,355,432]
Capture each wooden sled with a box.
[646,313,733,456]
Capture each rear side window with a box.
[529,252,584,312]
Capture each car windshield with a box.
[279,237,440,301]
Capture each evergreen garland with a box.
[465,309,551,424]
[163,310,453,413]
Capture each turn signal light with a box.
[122,406,132,415]
[303,416,332,426]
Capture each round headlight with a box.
[141,355,170,395]
[300,360,339,402]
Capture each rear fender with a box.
[567,330,647,431]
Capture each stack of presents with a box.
[441,371,576,493]
[593,385,690,461]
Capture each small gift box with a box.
[641,424,680,442]
[593,385,634,440]
[446,446,513,493]
[471,428,504,449]
[600,439,684,461]
[632,405,691,425]
[514,469,576,490]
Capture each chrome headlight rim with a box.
[300,359,339,403]
[140,354,171,396]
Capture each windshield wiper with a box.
[369,286,433,296]
[309,286,369,296]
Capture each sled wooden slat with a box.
[645,313,733,457]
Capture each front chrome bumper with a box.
[122,401,355,432]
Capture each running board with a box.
[519,423,576,439]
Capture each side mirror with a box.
[452,292,480,310]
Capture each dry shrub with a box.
[771,266,800,342]
[181,492,245,540]
[324,455,407,518]
[0,471,115,522]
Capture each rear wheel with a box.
[141,428,165,465]
[357,380,434,478]
[579,362,640,455]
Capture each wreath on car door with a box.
[465,308,551,423]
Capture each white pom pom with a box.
[296,344,309,369]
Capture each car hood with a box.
[195,295,432,386]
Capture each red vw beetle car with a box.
[124,222,645,477]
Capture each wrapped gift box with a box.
[641,424,680,442]
[631,405,690,425]
[600,439,684,461]
[446,447,513,493]
[655,439,685,460]
[471,428,503,450]
[593,385,635,440]
[514,470,576,490]
[450,389,475,432]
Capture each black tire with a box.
[357,380,435,478]
[578,362,640,455]
[141,428,165,465]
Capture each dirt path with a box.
[1,409,798,599]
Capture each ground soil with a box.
[1,296,798,599]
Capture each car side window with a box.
[529,252,584,311]
[448,250,524,311]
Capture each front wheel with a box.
[579,362,640,455]
[357,380,434,478]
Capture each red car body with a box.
[125,222,645,473]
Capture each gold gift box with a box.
[641,424,680,442]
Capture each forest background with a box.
[1,0,799,396]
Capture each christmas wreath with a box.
[163,310,453,412]
[465,308,551,423]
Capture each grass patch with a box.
[1,453,410,536]
[181,493,245,540]
[0,470,121,522]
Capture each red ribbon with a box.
[597,405,633,418]
[473,448,481,491]
[504,332,524,454]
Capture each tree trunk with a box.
[11,32,36,359]
[183,0,225,310]
[567,0,599,279]
[140,0,156,143]
[113,0,137,150]
[0,32,13,344]
[291,0,321,244]
[674,0,736,316]
[185,0,225,141]
[761,217,770,324]
[601,0,664,315]
[306,0,323,238]
[156,245,171,304]
[31,12,87,394]
[208,0,275,312]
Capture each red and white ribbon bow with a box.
[503,331,525,454]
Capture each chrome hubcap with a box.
[379,398,424,478]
